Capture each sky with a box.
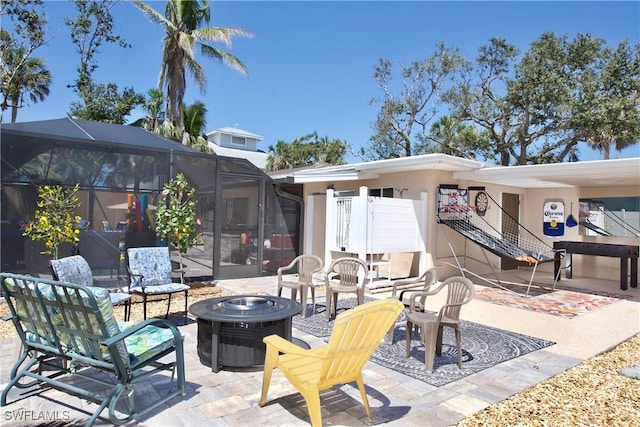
[5,0,640,162]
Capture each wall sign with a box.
[543,201,565,237]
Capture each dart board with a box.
[475,191,489,216]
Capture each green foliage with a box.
[134,0,252,125]
[365,43,467,160]
[424,116,492,160]
[66,0,142,123]
[66,0,130,95]
[23,185,81,260]
[578,40,640,159]
[369,33,639,164]
[133,91,212,153]
[137,87,165,132]
[266,132,348,171]
[446,33,640,164]
[69,82,144,124]
[0,45,51,122]
[154,174,198,267]
[0,0,49,123]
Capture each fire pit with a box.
[189,295,302,372]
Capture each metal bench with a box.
[0,272,186,426]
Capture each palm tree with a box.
[587,131,636,160]
[183,100,207,137]
[132,91,211,153]
[139,87,166,132]
[134,0,252,126]
[1,46,51,122]
[182,100,210,152]
[429,116,490,159]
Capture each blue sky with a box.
[7,1,640,162]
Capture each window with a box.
[231,136,246,146]
[368,187,394,198]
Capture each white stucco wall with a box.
[300,171,639,285]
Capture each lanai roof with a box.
[1,117,201,153]
[1,117,212,176]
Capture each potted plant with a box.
[154,173,198,279]
[23,184,82,260]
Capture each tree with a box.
[66,0,142,123]
[266,132,347,171]
[132,91,212,152]
[0,0,50,122]
[1,46,51,122]
[580,40,640,159]
[427,116,491,160]
[23,185,82,260]
[69,82,144,124]
[134,0,252,127]
[363,43,467,160]
[181,100,210,152]
[445,33,640,165]
[139,87,166,132]
[443,37,522,165]
[154,173,198,273]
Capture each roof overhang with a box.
[283,154,484,183]
[267,153,639,189]
[206,127,264,141]
[453,158,640,188]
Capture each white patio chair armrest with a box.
[277,260,298,282]
[391,267,437,299]
[391,277,424,298]
[409,291,433,312]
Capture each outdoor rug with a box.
[473,284,633,319]
[292,296,379,337]
[292,298,555,387]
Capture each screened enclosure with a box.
[1,118,301,280]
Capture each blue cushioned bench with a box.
[0,272,186,426]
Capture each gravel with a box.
[455,333,640,426]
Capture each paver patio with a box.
[1,272,638,426]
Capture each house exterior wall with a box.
[210,133,259,151]
[303,191,327,261]
[525,185,639,281]
[299,171,639,285]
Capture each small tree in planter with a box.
[154,173,198,280]
[23,184,82,260]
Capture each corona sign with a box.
[543,201,565,237]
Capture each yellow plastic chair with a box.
[277,254,324,318]
[405,276,475,373]
[260,299,404,427]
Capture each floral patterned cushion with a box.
[117,321,177,366]
[127,246,174,287]
[4,276,177,371]
[49,255,93,286]
[3,277,53,344]
[4,276,129,365]
[127,247,189,296]
[43,283,129,364]
[128,282,190,294]
[50,255,132,307]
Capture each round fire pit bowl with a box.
[189,295,302,372]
